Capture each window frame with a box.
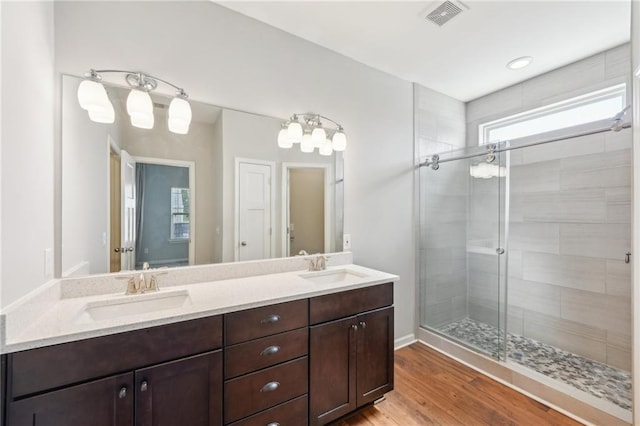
[478,83,627,146]
[170,187,190,241]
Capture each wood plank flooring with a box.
[332,343,582,426]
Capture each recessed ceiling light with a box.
[506,56,533,70]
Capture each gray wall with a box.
[136,164,189,267]
[52,1,415,343]
[466,44,632,371]
[415,84,468,328]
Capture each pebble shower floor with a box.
[438,317,632,411]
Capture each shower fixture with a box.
[278,113,346,156]
[77,69,192,134]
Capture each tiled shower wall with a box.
[415,84,468,328]
[465,44,632,370]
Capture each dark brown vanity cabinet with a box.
[309,283,394,426]
[4,316,223,426]
[1,282,395,426]
[223,299,309,426]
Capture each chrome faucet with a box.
[306,254,328,271]
[117,268,168,295]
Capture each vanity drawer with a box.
[228,394,308,426]
[224,357,308,424]
[309,282,393,325]
[10,315,222,398]
[225,299,308,345]
[225,327,308,379]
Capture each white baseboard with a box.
[394,333,417,350]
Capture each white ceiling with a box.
[219,1,631,102]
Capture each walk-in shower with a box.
[418,116,633,419]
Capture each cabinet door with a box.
[8,373,133,426]
[135,350,222,426]
[356,306,394,407]
[309,316,357,426]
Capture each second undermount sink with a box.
[299,268,369,285]
[75,289,192,323]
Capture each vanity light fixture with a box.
[77,69,192,134]
[278,113,347,155]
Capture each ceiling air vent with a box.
[424,0,469,27]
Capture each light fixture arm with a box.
[86,69,189,98]
[288,112,343,129]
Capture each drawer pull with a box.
[260,345,281,356]
[140,381,148,392]
[260,381,280,393]
[267,423,281,426]
[261,314,281,324]
[118,386,127,399]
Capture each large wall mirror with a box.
[61,74,344,277]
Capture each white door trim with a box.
[132,156,196,266]
[234,158,276,261]
[281,162,333,257]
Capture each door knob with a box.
[241,241,247,246]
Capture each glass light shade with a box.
[168,97,192,134]
[77,80,110,111]
[168,118,189,134]
[87,102,115,124]
[287,121,303,144]
[469,163,507,179]
[130,113,154,130]
[332,131,347,151]
[127,89,154,129]
[278,128,293,148]
[300,133,314,153]
[311,127,327,147]
[319,139,333,156]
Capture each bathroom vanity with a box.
[0,259,396,426]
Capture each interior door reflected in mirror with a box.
[61,74,343,277]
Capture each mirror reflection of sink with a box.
[76,289,192,323]
[299,268,368,285]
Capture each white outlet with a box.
[343,234,352,250]
[44,248,54,278]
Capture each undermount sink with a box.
[299,268,369,285]
[76,289,192,323]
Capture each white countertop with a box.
[1,263,398,353]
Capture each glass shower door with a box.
[419,146,507,359]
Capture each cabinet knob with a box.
[260,345,281,356]
[359,321,367,329]
[118,386,127,399]
[260,381,280,393]
[267,423,281,426]
[351,324,358,330]
[261,314,281,324]
[140,381,148,392]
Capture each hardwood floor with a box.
[332,343,582,426]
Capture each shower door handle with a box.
[496,248,505,255]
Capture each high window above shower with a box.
[479,83,627,146]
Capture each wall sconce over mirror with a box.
[278,113,347,156]
[77,69,192,134]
